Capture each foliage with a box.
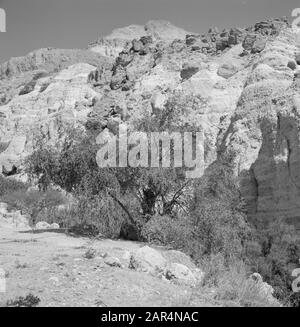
[6,294,41,307]
[0,176,28,197]
[25,129,189,233]
[141,214,195,249]
[245,219,300,306]
[200,257,279,307]
[1,188,66,225]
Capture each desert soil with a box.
[0,226,209,307]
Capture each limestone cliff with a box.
[1,18,300,223]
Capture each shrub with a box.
[1,188,66,226]
[25,129,189,235]
[191,200,251,259]
[68,223,100,238]
[0,176,28,197]
[245,219,300,306]
[213,261,279,307]
[83,247,97,259]
[199,255,279,307]
[141,214,196,249]
[6,294,41,307]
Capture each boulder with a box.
[132,39,144,52]
[249,273,279,305]
[163,250,198,270]
[104,256,122,268]
[180,64,200,81]
[35,221,51,230]
[228,34,238,46]
[287,61,297,70]
[217,63,239,79]
[110,66,127,90]
[216,37,229,51]
[129,246,167,276]
[165,263,197,285]
[185,35,213,53]
[254,18,288,36]
[185,34,199,46]
[151,93,167,115]
[50,223,60,229]
[121,250,132,267]
[163,249,205,284]
[0,203,8,215]
[242,34,257,51]
[251,37,267,53]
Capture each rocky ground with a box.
[0,204,280,307]
[0,213,209,307]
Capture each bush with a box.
[0,176,28,197]
[25,129,189,236]
[199,255,279,307]
[214,262,279,307]
[245,219,300,306]
[6,294,41,307]
[141,214,195,248]
[1,188,66,226]
[191,200,251,259]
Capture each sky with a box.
[0,0,299,63]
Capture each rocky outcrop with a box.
[89,20,189,59]
[217,27,300,223]
[1,17,300,225]
[129,246,204,286]
[0,63,99,172]
[0,48,109,80]
[129,246,167,276]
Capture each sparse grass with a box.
[195,256,280,307]
[0,176,28,197]
[6,294,41,307]
[83,247,97,259]
[15,260,30,269]
[10,239,37,244]
[52,254,69,261]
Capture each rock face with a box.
[0,62,100,171]
[88,20,190,59]
[217,26,300,224]
[2,17,300,224]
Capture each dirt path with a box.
[0,226,198,307]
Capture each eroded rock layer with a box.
[1,18,300,223]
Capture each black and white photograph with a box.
[0,0,300,312]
